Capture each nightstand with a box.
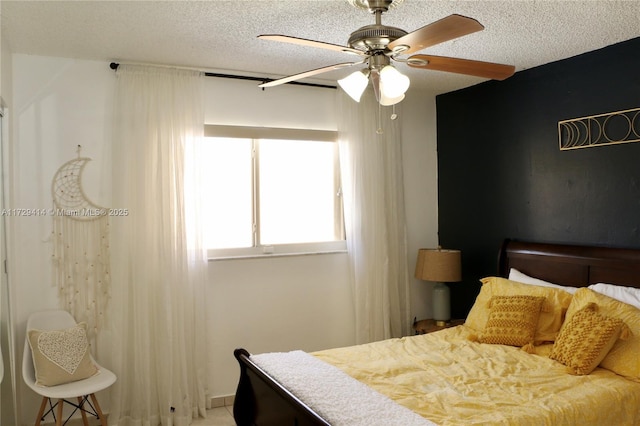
[412,318,465,335]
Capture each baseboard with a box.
[210,395,235,408]
[34,398,234,425]
[37,415,109,426]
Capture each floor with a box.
[44,408,236,426]
[192,406,236,426]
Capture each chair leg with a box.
[56,399,64,426]
[78,396,89,426]
[35,397,48,426]
[89,393,108,426]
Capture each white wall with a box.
[1,7,11,105]
[203,78,354,396]
[8,54,439,420]
[401,90,440,322]
[203,77,439,397]
[1,9,18,425]
[10,54,114,425]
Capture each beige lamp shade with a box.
[415,248,462,282]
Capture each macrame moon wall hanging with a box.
[51,147,110,349]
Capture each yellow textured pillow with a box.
[28,323,98,386]
[478,295,544,348]
[466,277,573,343]
[565,288,640,380]
[550,303,626,375]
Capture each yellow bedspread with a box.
[313,325,640,425]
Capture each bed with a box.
[233,239,640,425]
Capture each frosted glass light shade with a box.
[379,65,410,99]
[380,93,405,106]
[338,70,369,102]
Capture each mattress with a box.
[313,325,640,425]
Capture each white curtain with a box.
[337,89,412,343]
[109,65,209,426]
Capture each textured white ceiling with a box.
[2,0,639,94]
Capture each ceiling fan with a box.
[258,0,515,106]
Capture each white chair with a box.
[23,310,116,426]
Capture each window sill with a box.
[208,249,347,261]
[207,241,347,260]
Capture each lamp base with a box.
[432,282,450,324]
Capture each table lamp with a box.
[415,247,461,326]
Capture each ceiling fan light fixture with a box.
[379,65,410,99]
[338,69,369,102]
[380,92,405,106]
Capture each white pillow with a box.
[508,268,578,294]
[588,283,640,310]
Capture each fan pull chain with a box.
[376,101,384,134]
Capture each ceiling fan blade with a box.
[388,14,484,55]
[407,54,515,80]
[259,61,364,88]
[258,34,365,56]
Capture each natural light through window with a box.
[201,126,345,258]
[259,139,337,245]
[202,137,253,249]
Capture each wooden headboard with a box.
[498,239,640,289]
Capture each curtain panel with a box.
[109,65,209,426]
[337,90,412,343]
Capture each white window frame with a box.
[204,124,346,260]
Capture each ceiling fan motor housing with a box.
[348,25,408,52]
[347,0,404,13]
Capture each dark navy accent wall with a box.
[436,37,640,318]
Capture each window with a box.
[202,125,345,258]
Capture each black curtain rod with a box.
[109,62,336,90]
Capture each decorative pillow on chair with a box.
[477,295,545,350]
[28,322,98,386]
[550,302,627,375]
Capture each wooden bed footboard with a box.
[233,348,330,426]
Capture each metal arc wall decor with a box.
[558,107,640,151]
